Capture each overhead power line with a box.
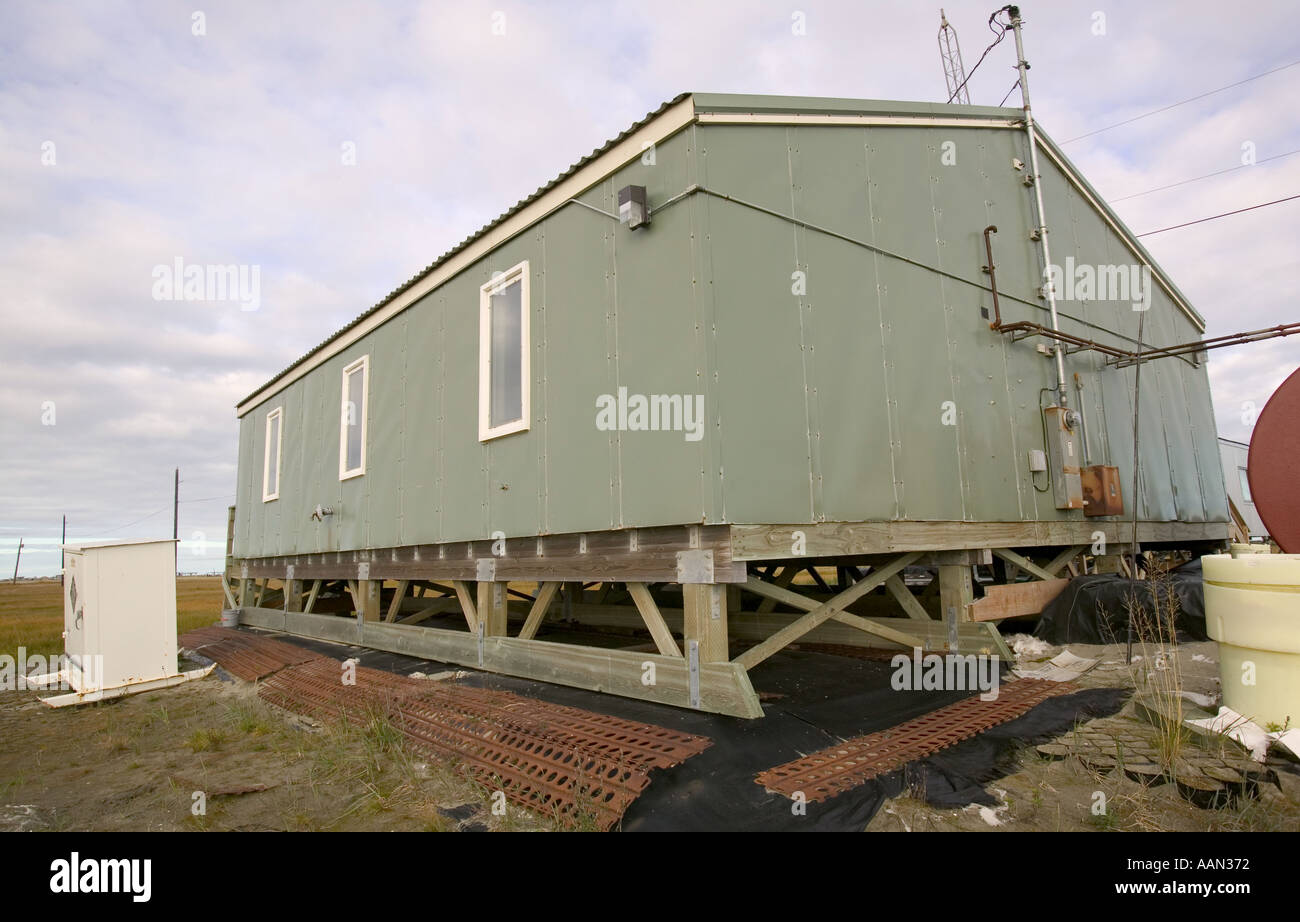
[1062,59,1300,144]
[1135,193,1300,237]
[1111,148,1300,202]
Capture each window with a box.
[262,407,283,502]
[479,261,530,440]
[1239,467,1252,504]
[339,355,369,480]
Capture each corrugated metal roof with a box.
[239,92,692,408]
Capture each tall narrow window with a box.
[479,261,530,440]
[1239,467,1252,503]
[339,355,369,480]
[262,407,282,502]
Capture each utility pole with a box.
[12,539,22,583]
[1007,5,1069,410]
[173,467,180,574]
[61,515,66,588]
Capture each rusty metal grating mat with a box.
[180,626,326,681]
[257,657,712,830]
[755,678,1077,804]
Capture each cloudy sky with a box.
[2,0,1297,577]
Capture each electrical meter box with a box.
[61,539,179,694]
[1043,406,1085,510]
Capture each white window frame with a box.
[262,406,283,502]
[1238,467,1252,504]
[478,260,531,441]
[339,355,370,480]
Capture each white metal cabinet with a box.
[60,539,179,693]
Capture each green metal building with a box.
[227,94,1227,717]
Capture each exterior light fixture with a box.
[618,185,649,230]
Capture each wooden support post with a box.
[517,581,561,641]
[284,578,304,613]
[938,564,975,642]
[477,581,508,637]
[254,580,267,608]
[1095,554,1125,574]
[237,577,250,607]
[683,584,728,663]
[350,579,382,622]
[221,579,237,609]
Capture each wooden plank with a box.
[517,581,560,641]
[235,523,746,583]
[969,578,1070,622]
[558,603,1008,657]
[352,621,764,719]
[221,579,237,610]
[729,520,1228,560]
[399,598,461,625]
[991,548,1056,582]
[885,574,932,621]
[452,580,478,633]
[828,610,925,649]
[627,582,682,657]
[303,579,321,614]
[1044,545,1087,576]
[384,580,410,623]
[734,552,921,670]
[755,565,797,614]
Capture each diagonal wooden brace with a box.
[735,552,923,670]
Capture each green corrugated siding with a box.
[233,104,1225,559]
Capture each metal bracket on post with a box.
[687,640,701,709]
[477,621,485,667]
[946,606,960,652]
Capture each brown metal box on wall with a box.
[1081,465,1123,517]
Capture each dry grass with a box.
[0,576,223,660]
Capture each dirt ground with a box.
[0,678,560,832]
[1,579,1296,832]
[866,637,1300,832]
[0,578,556,832]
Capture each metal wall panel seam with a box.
[787,128,821,523]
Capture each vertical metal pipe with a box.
[1008,7,1068,407]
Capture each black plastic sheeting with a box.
[260,633,1128,831]
[1034,558,1208,645]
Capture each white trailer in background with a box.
[30,538,210,706]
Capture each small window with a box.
[339,356,369,480]
[479,261,530,441]
[262,407,283,502]
[1238,467,1252,503]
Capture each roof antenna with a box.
[938,9,970,105]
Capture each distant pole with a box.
[12,539,22,583]
[173,467,180,574]
[61,516,66,587]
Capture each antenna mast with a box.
[938,9,970,104]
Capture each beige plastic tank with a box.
[1202,553,1300,728]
